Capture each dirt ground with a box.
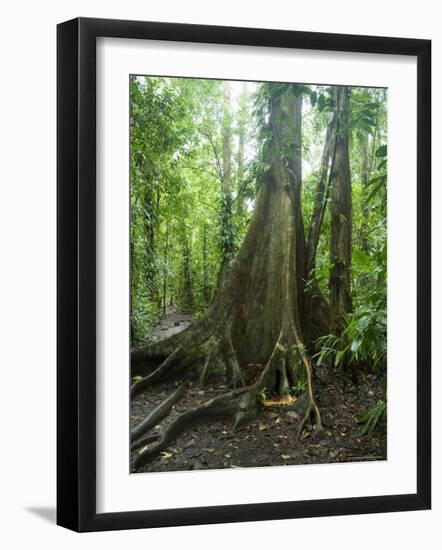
[130,312,386,474]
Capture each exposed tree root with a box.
[130,324,326,471]
[131,432,159,452]
[198,350,213,386]
[130,346,182,397]
[225,334,245,389]
[296,401,322,440]
[290,321,324,438]
[130,314,324,473]
[132,331,285,471]
[131,382,187,441]
[131,387,254,471]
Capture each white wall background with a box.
[0,0,439,548]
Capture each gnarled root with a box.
[131,331,284,472]
[224,334,245,390]
[198,350,212,385]
[131,386,257,471]
[130,328,324,472]
[290,322,324,439]
[131,432,159,452]
[131,382,187,441]
[296,400,323,440]
[131,346,182,397]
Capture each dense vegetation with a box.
[129,76,387,470]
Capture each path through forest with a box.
[150,307,194,342]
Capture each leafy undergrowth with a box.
[130,365,386,474]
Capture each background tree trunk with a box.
[162,221,169,315]
[304,109,337,340]
[181,233,194,314]
[235,82,247,221]
[329,87,352,335]
[218,81,235,287]
[201,223,211,305]
[359,130,370,252]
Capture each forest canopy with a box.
[129,75,387,472]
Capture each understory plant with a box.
[358,400,387,435]
[313,305,387,370]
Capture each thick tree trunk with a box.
[134,88,311,379]
[329,87,352,335]
[131,85,324,468]
[289,92,307,314]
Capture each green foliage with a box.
[358,400,387,435]
[291,380,307,396]
[258,387,270,401]
[366,144,387,207]
[313,304,387,370]
[130,77,259,343]
[349,89,379,136]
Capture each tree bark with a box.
[217,81,235,287]
[306,114,337,277]
[235,82,248,221]
[288,91,307,314]
[162,221,169,315]
[181,232,194,313]
[201,223,211,305]
[303,106,337,340]
[329,87,352,335]
[358,130,370,251]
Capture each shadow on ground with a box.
[26,507,56,524]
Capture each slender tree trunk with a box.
[303,109,337,340]
[368,102,380,182]
[218,81,235,287]
[162,221,169,315]
[130,224,135,342]
[181,233,194,314]
[235,82,247,221]
[329,87,352,335]
[143,179,160,308]
[306,115,337,276]
[201,223,211,305]
[357,131,370,252]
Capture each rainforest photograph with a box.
[129,75,387,474]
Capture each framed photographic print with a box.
[57,17,431,532]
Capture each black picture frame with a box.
[57,17,431,532]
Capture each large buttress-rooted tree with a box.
[130,85,324,470]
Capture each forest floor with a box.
[131,310,386,474]
[149,307,194,341]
